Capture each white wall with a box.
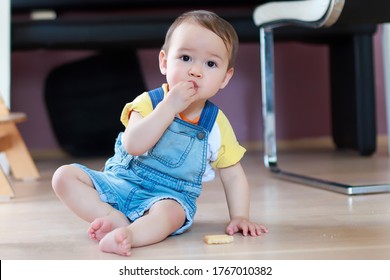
[0,0,10,107]
[0,0,10,173]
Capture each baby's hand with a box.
[226,217,268,237]
[164,81,199,114]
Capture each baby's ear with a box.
[220,67,234,89]
[159,50,168,75]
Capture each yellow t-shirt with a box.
[120,84,246,181]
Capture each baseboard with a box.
[30,148,70,160]
[242,135,389,153]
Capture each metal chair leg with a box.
[259,27,390,195]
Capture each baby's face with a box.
[159,22,234,100]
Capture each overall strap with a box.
[148,87,218,132]
[198,100,218,132]
[148,87,165,109]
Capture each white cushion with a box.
[253,0,333,27]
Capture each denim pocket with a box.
[149,127,194,168]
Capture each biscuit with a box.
[204,234,234,245]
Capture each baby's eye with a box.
[206,61,217,68]
[180,55,191,62]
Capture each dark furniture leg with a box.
[330,33,376,156]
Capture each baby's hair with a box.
[162,10,239,69]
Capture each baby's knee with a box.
[51,165,76,195]
[155,199,186,230]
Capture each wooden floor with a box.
[2,142,390,260]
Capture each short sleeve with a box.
[211,111,246,169]
[120,92,153,127]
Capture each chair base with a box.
[268,164,390,195]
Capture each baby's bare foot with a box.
[99,227,133,256]
[88,217,113,241]
[88,212,130,241]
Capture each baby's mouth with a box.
[190,80,199,91]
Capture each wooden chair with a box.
[0,96,40,199]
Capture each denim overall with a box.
[74,87,218,234]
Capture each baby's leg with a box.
[98,199,186,256]
[52,165,129,227]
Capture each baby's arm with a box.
[122,81,199,155]
[219,162,268,236]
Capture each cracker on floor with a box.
[204,234,234,245]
